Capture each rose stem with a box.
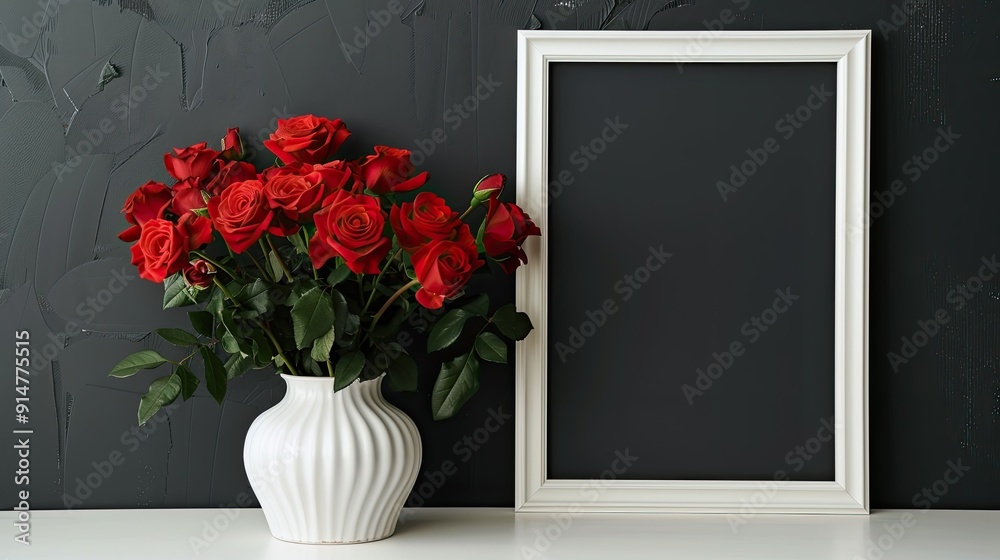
[212,277,300,376]
[368,279,419,332]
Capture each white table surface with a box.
[2,508,997,559]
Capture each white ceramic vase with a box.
[243,374,421,544]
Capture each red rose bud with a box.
[219,128,245,161]
[170,178,207,217]
[264,115,350,165]
[411,224,483,309]
[359,146,429,194]
[207,180,284,253]
[482,199,541,274]
[177,212,214,250]
[204,160,258,196]
[471,173,506,205]
[308,191,391,274]
[182,259,215,289]
[130,219,190,283]
[164,142,219,181]
[118,181,172,242]
[389,192,461,252]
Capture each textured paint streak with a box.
[927,258,1000,471]
[888,0,952,126]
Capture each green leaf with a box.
[300,354,324,376]
[431,352,480,420]
[291,287,334,349]
[310,326,336,363]
[176,363,200,400]
[163,274,196,309]
[330,289,349,345]
[462,294,489,317]
[188,311,214,338]
[224,353,252,380]
[207,287,225,316]
[137,373,182,425]
[334,351,365,392]
[327,264,351,286]
[493,304,534,341]
[474,332,508,364]
[235,278,272,318]
[154,328,200,347]
[199,347,228,404]
[427,309,471,352]
[250,330,273,366]
[108,350,168,378]
[386,353,418,392]
[220,310,242,354]
[267,250,285,282]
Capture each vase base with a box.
[269,530,396,545]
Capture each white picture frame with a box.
[514,30,870,514]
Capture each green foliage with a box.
[138,373,181,425]
[108,350,168,378]
[431,352,480,420]
[474,332,507,364]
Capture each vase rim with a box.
[279,373,384,382]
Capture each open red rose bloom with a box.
[113,115,539,419]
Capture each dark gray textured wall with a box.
[0,0,997,510]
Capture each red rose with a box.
[205,161,257,196]
[264,115,350,165]
[178,212,214,250]
[390,192,461,252]
[308,191,391,274]
[262,161,357,224]
[170,178,207,216]
[263,176,328,226]
[482,199,541,274]
[359,146,429,194]
[131,220,187,283]
[412,224,483,309]
[207,180,283,253]
[118,181,172,242]
[219,128,244,161]
[164,142,219,181]
[182,259,215,289]
[472,173,506,204]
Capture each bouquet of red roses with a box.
[108,115,539,423]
